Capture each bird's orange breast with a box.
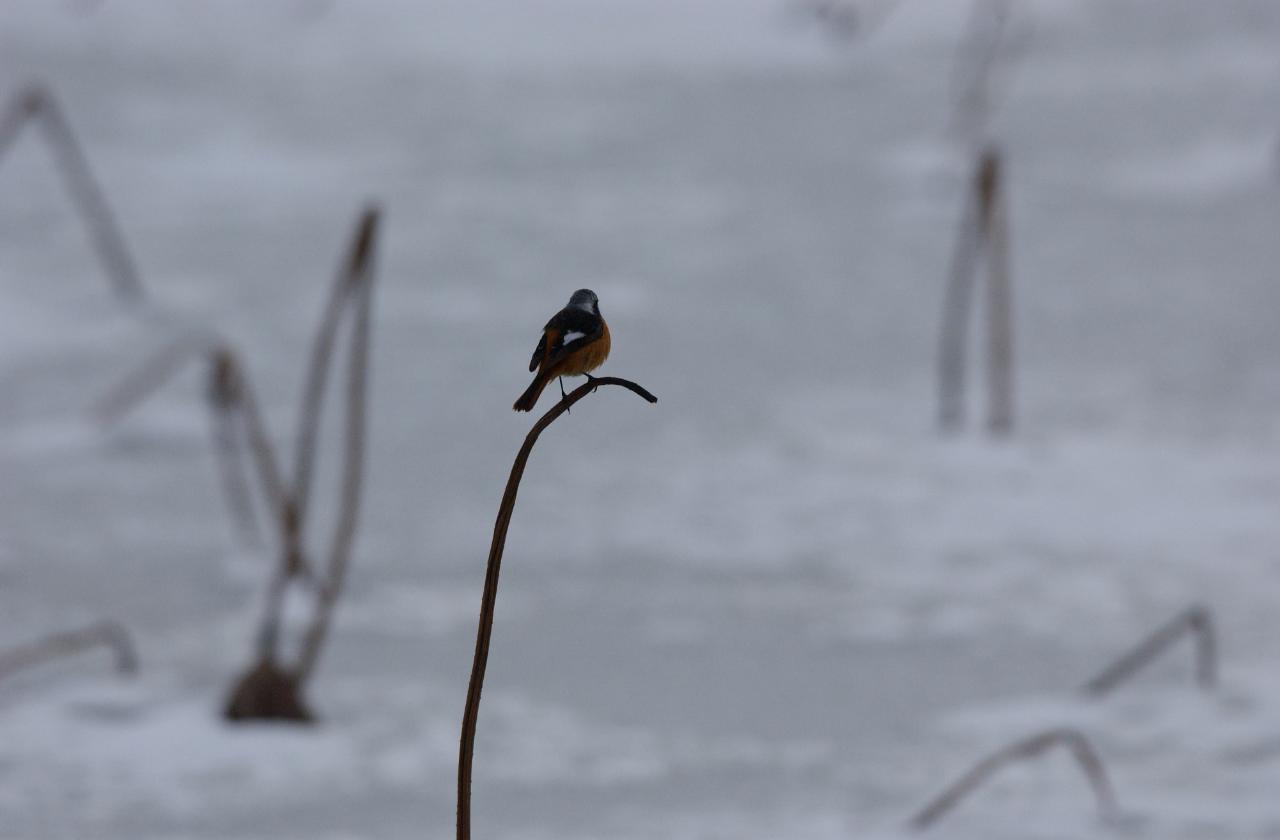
[552,320,610,377]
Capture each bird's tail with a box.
[513,373,550,412]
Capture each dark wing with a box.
[528,328,550,372]
[543,308,603,367]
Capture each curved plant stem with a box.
[294,208,379,684]
[90,334,213,424]
[937,146,1014,435]
[936,158,983,432]
[0,620,137,682]
[909,727,1118,831]
[207,357,262,546]
[291,208,379,531]
[457,376,657,840]
[0,84,145,302]
[1082,604,1216,696]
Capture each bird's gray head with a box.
[568,288,600,315]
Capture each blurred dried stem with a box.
[909,727,1119,830]
[0,620,137,683]
[0,83,145,302]
[206,349,265,545]
[290,208,377,684]
[94,338,284,548]
[457,376,657,840]
[228,205,379,721]
[93,205,380,722]
[1082,604,1217,696]
[937,145,1014,435]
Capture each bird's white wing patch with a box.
[561,331,586,345]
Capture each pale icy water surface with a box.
[1,2,1280,838]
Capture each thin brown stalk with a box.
[937,147,1013,435]
[219,350,304,662]
[79,199,384,721]
[1082,604,1217,696]
[0,620,138,682]
[230,357,292,525]
[0,88,41,162]
[91,334,217,425]
[936,158,984,432]
[0,84,145,302]
[981,150,1014,435]
[92,332,292,562]
[294,207,379,684]
[457,376,658,840]
[291,208,379,528]
[208,355,262,545]
[236,205,380,698]
[94,340,288,548]
[909,727,1119,830]
[97,332,303,668]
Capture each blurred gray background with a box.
[1,1,1279,838]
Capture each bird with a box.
[513,288,611,412]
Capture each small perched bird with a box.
[513,288,611,411]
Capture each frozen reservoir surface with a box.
[1,1,1280,837]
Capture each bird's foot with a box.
[559,377,570,413]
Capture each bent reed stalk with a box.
[1082,604,1217,696]
[457,376,657,840]
[0,83,145,302]
[910,727,1118,830]
[0,620,138,683]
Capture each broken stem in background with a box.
[92,334,218,425]
[92,339,286,548]
[95,336,296,660]
[936,155,984,432]
[0,84,145,302]
[1082,604,1217,696]
[294,207,379,684]
[936,146,1014,435]
[909,727,1119,831]
[981,149,1014,435]
[233,352,307,662]
[226,204,381,722]
[457,376,658,840]
[207,351,263,545]
[87,203,382,721]
[0,620,137,682]
[289,209,379,529]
